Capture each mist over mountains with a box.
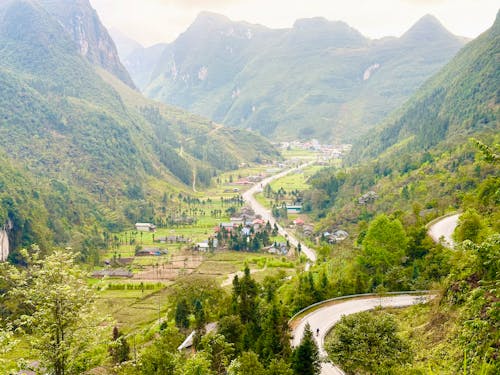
[114,11,466,141]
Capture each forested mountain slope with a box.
[352,11,499,161]
[140,12,465,141]
[0,0,278,259]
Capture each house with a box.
[92,269,133,278]
[195,239,218,251]
[135,223,156,232]
[303,224,314,237]
[230,217,245,226]
[332,230,349,242]
[268,242,288,255]
[154,236,168,243]
[293,218,305,226]
[195,242,210,251]
[136,247,166,256]
[358,191,378,205]
[178,323,217,351]
[286,205,303,214]
[325,230,349,243]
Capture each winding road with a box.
[427,213,460,248]
[291,294,433,375]
[242,162,317,264]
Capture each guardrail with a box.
[288,290,435,324]
[425,211,460,229]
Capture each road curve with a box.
[291,294,432,375]
[242,163,317,263]
[428,213,460,248]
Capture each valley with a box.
[0,1,498,375]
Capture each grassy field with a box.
[270,164,323,192]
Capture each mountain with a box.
[352,11,499,161]
[142,12,465,141]
[35,0,136,88]
[109,28,168,90]
[123,42,168,90]
[0,0,279,258]
[109,27,143,59]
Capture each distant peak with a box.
[194,11,230,25]
[293,17,350,31]
[402,14,455,41]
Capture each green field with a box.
[270,164,323,192]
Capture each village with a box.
[90,150,356,283]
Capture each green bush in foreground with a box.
[326,310,412,374]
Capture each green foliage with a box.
[181,352,214,375]
[139,326,184,374]
[217,315,245,355]
[4,249,109,375]
[109,326,130,364]
[198,332,235,374]
[359,214,408,288]
[291,323,320,375]
[326,311,412,374]
[266,358,293,375]
[174,298,190,329]
[228,351,266,375]
[454,209,487,243]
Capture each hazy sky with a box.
[89,0,499,47]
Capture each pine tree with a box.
[292,323,320,375]
[175,298,190,329]
[109,326,130,364]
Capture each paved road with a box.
[242,162,317,264]
[428,213,460,248]
[291,294,432,375]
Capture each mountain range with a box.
[115,12,467,141]
[352,10,499,161]
[0,0,278,256]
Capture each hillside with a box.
[0,0,279,259]
[38,0,136,88]
[352,11,499,161]
[304,12,498,229]
[140,12,465,141]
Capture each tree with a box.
[267,358,294,375]
[360,214,408,286]
[291,323,320,375]
[140,326,184,375]
[198,332,235,374]
[325,311,412,374]
[193,299,207,349]
[217,315,244,354]
[232,267,259,324]
[257,301,291,364]
[175,298,190,329]
[228,351,266,375]
[9,249,108,375]
[181,352,214,375]
[109,326,130,364]
[454,209,486,244]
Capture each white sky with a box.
[89,0,499,47]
